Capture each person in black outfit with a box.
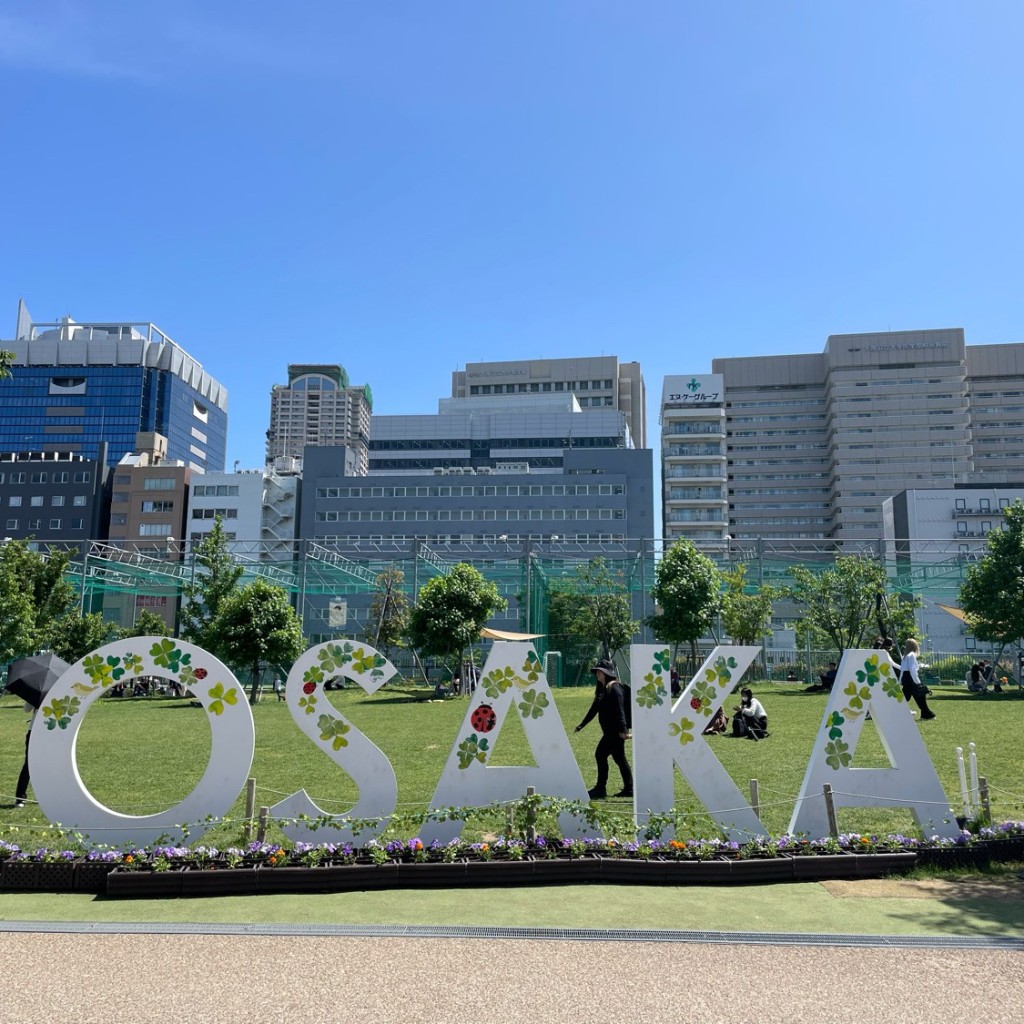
[575,657,633,799]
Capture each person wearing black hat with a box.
[574,657,633,799]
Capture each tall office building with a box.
[660,328,1024,544]
[1,300,228,471]
[451,356,646,449]
[266,364,372,473]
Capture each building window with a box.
[5,519,17,530]
[112,492,128,503]
[71,519,84,530]
[11,473,25,484]
[142,500,175,513]
[73,471,90,483]
[30,496,43,507]
[51,496,65,507]
[30,472,47,484]
[73,495,87,507]
[138,523,173,537]
[49,519,61,530]
[110,514,127,527]
[143,478,176,491]
[955,498,966,511]
[28,518,42,530]
[9,496,21,507]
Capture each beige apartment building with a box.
[452,356,647,449]
[266,364,373,474]
[662,328,1024,543]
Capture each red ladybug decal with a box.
[690,697,701,711]
[194,668,208,680]
[470,704,497,732]
[303,681,316,694]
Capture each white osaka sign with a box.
[28,639,959,846]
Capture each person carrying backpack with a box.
[574,657,633,799]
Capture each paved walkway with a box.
[0,928,1020,1023]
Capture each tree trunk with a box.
[248,664,261,706]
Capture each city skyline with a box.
[3,4,1024,471]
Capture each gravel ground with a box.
[0,933,1020,1024]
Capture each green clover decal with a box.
[178,665,199,688]
[483,666,518,699]
[855,655,881,686]
[521,652,542,682]
[456,733,489,769]
[317,642,354,675]
[207,683,238,716]
[299,694,318,715]
[122,652,144,676]
[518,688,549,719]
[149,638,191,673]
[653,649,672,674]
[689,679,717,716]
[636,680,666,709]
[303,664,325,686]
[317,714,351,751]
[82,654,114,686]
[827,711,845,740]
[42,695,81,730]
[882,676,903,701]
[668,716,696,746]
[825,739,853,770]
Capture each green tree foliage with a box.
[407,563,506,676]
[563,557,638,663]
[787,555,920,656]
[363,567,410,660]
[179,517,244,649]
[47,612,122,663]
[648,541,721,669]
[0,349,12,379]
[720,564,777,646]
[0,540,77,660]
[122,609,173,639]
[206,579,305,704]
[960,501,1024,649]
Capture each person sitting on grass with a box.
[731,687,768,740]
[703,706,728,735]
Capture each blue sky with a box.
[3,1,1024,470]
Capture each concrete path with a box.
[0,930,1020,1023]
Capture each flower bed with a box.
[0,823,1021,897]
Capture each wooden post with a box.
[749,779,760,821]
[525,785,537,844]
[978,776,991,824]
[822,783,839,838]
[256,806,269,844]
[243,778,256,841]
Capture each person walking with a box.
[574,657,633,799]
[899,638,935,719]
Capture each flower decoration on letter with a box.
[42,695,81,730]
[207,682,238,717]
[457,733,490,769]
[518,688,549,720]
[317,714,351,751]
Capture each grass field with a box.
[0,679,1020,850]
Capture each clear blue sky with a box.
[3,1,1024,470]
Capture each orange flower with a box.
[480,843,489,852]
[124,854,133,864]
[669,840,687,850]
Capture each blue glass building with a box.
[1,301,228,470]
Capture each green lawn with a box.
[1,680,1020,850]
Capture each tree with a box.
[363,567,409,661]
[47,612,121,663]
[720,564,777,646]
[0,349,12,380]
[407,563,505,677]
[648,541,721,671]
[122,609,172,639]
[206,579,305,704]
[179,517,244,649]
[0,540,77,658]
[787,555,920,656]
[959,501,1024,656]
[566,557,639,663]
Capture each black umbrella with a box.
[5,653,71,710]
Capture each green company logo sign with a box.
[687,378,702,392]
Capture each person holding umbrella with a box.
[4,653,71,809]
[574,657,633,799]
